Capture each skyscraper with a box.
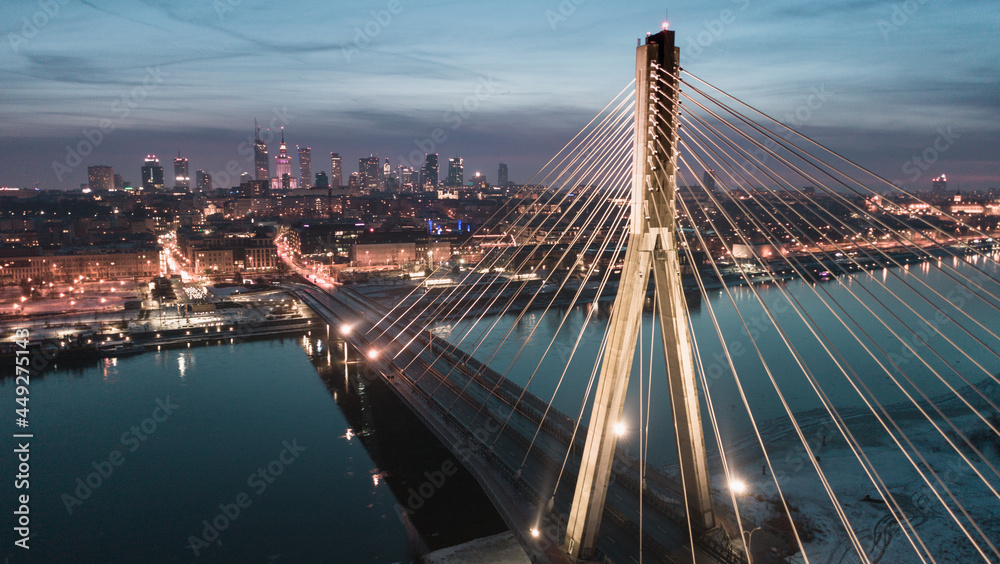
[447,157,464,187]
[271,128,297,190]
[87,165,114,191]
[359,155,381,192]
[702,169,716,192]
[421,153,438,189]
[298,146,312,189]
[141,155,164,191]
[254,120,269,181]
[399,167,418,191]
[330,153,343,188]
[196,170,212,191]
[314,171,329,190]
[497,162,508,188]
[383,158,397,191]
[174,153,190,191]
[932,174,947,193]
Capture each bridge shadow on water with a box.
[305,340,509,559]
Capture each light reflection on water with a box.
[443,258,1000,466]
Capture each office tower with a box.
[348,172,361,191]
[113,173,124,190]
[932,174,947,193]
[196,170,212,191]
[702,169,716,192]
[382,158,398,191]
[421,153,438,188]
[254,120,269,181]
[237,180,269,198]
[399,167,418,191]
[298,146,312,189]
[271,128,297,190]
[174,153,190,191]
[498,162,508,188]
[471,171,487,190]
[447,157,464,187]
[87,165,114,191]
[359,154,381,192]
[330,153,343,188]
[314,171,329,190]
[141,155,164,191]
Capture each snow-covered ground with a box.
[711,389,1000,563]
[422,532,531,564]
[1,280,141,316]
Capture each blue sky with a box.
[1,0,997,190]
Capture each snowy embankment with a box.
[708,379,1000,563]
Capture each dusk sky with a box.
[1,0,997,191]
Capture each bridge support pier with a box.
[563,28,715,561]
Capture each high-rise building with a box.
[471,171,487,190]
[314,171,329,190]
[87,165,114,191]
[330,153,343,188]
[196,170,212,191]
[141,155,164,191]
[932,174,947,193]
[421,153,439,189]
[702,170,716,192]
[382,158,397,191]
[237,180,269,198]
[399,167,418,191]
[271,128,297,190]
[497,163,508,188]
[254,120,269,181]
[359,155,381,192]
[447,157,464,187]
[348,172,361,191]
[113,173,124,190]
[174,153,190,191]
[298,146,312,189]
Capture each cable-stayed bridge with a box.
[292,28,1000,564]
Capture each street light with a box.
[743,526,763,563]
[729,478,748,495]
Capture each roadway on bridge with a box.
[291,282,749,564]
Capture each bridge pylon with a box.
[563,28,716,561]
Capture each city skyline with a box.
[1,1,998,191]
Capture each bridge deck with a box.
[293,283,748,564]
